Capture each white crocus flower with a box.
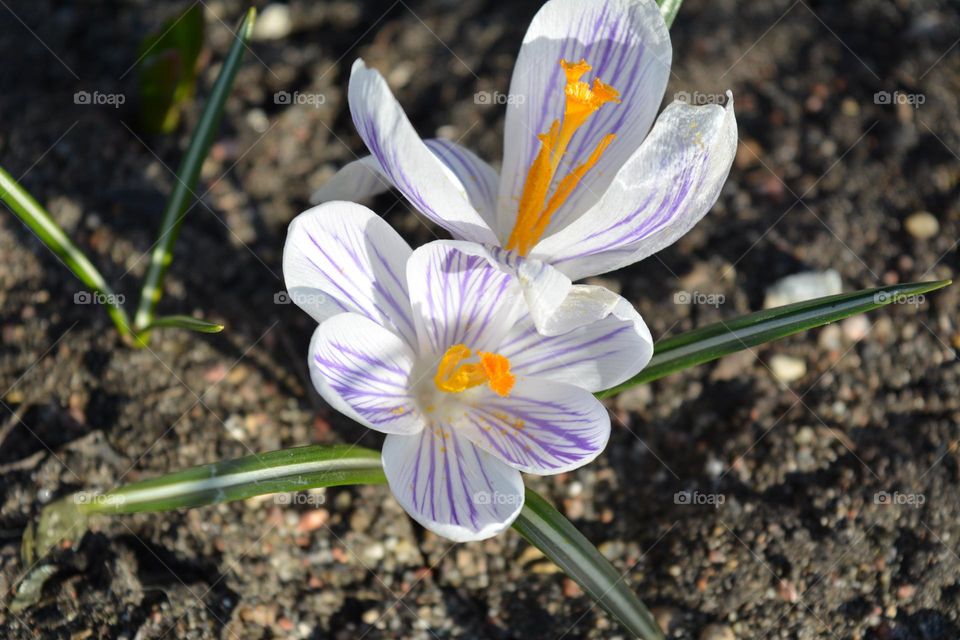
[283,202,653,541]
[312,0,738,335]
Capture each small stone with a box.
[252,4,292,41]
[769,354,806,383]
[297,509,329,533]
[842,315,871,342]
[777,579,799,603]
[904,211,939,239]
[764,270,842,308]
[795,426,816,445]
[652,606,681,634]
[818,324,842,351]
[896,584,917,600]
[361,609,380,625]
[700,623,736,640]
[615,384,652,411]
[562,578,582,598]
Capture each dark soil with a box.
[2,0,959,638]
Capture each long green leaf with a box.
[0,166,132,337]
[144,314,225,333]
[133,8,256,341]
[514,488,664,640]
[657,0,683,27]
[598,279,952,398]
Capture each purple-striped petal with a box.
[348,60,498,244]
[534,95,738,281]
[310,140,499,232]
[283,202,417,348]
[496,0,672,240]
[499,290,653,392]
[309,313,423,435]
[406,242,523,357]
[454,379,610,474]
[382,424,524,542]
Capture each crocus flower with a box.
[283,202,653,541]
[312,0,737,335]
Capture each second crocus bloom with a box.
[312,0,738,335]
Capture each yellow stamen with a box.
[434,344,515,397]
[506,59,620,256]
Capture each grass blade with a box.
[144,314,225,333]
[133,8,256,340]
[657,0,684,27]
[598,279,952,398]
[0,166,132,337]
[514,488,664,640]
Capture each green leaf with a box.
[144,314,225,334]
[137,4,205,134]
[0,166,132,338]
[133,8,257,342]
[514,489,664,640]
[657,0,683,27]
[597,279,952,398]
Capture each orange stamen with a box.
[505,59,620,255]
[434,344,515,397]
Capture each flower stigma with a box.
[434,344,515,397]
[505,58,620,256]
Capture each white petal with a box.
[309,156,390,205]
[496,0,672,240]
[534,95,738,281]
[348,60,498,244]
[309,313,424,435]
[406,242,524,357]
[310,140,500,232]
[282,201,417,348]
[382,425,524,542]
[454,379,611,475]
[500,290,653,392]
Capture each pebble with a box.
[700,623,736,640]
[253,4,293,41]
[842,315,871,342]
[904,211,939,239]
[764,270,842,308]
[615,384,652,411]
[652,606,681,634]
[770,354,807,383]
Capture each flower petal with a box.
[309,140,499,231]
[309,313,424,435]
[499,289,653,392]
[282,201,417,348]
[406,242,523,357]
[382,424,524,542]
[454,379,611,474]
[349,60,498,244]
[534,95,738,281]
[496,0,672,240]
